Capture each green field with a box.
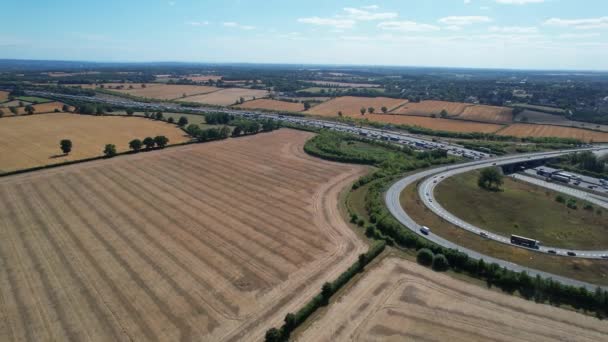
[14,96,53,104]
[435,170,608,249]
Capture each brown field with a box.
[106,83,220,100]
[181,88,270,106]
[362,114,503,133]
[0,113,189,172]
[299,257,608,342]
[1,101,71,116]
[304,80,380,88]
[498,123,608,142]
[390,100,471,116]
[0,90,9,102]
[236,99,305,112]
[0,129,367,341]
[517,110,608,132]
[185,75,223,82]
[457,104,513,123]
[306,96,408,117]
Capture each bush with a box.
[357,219,364,227]
[566,198,577,210]
[432,254,450,271]
[417,248,434,266]
[555,195,566,203]
[584,204,594,211]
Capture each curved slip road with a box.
[386,146,608,289]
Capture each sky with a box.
[0,0,607,70]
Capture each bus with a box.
[510,234,540,249]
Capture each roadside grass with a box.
[435,170,608,250]
[401,181,608,286]
[110,111,225,128]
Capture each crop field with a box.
[0,90,9,102]
[181,88,269,106]
[306,96,408,117]
[512,103,566,114]
[299,257,608,341]
[185,75,223,82]
[304,80,380,88]
[1,101,71,115]
[390,100,471,116]
[497,123,608,142]
[456,104,513,123]
[106,83,220,100]
[0,113,189,172]
[0,129,367,341]
[236,99,304,112]
[517,110,608,132]
[363,114,503,133]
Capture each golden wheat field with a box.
[363,114,503,133]
[390,100,470,116]
[497,123,608,142]
[180,88,269,106]
[306,96,408,117]
[0,129,367,341]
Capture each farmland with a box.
[181,88,269,106]
[363,114,503,133]
[0,101,71,115]
[390,100,470,116]
[298,258,608,341]
[306,96,408,117]
[101,83,220,100]
[516,110,608,132]
[497,123,608,142]
[0,90,10,102]
[236,99,304,112]
[456,104,513,123]
[0,129,368,341]
[0,113,189,172]
[303,80,380,88]
[185,75,223,82]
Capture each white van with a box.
[420,226,430,235]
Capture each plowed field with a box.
[0,129,367,341]
[306,96,408,117]
[497,124,608,142]
[236,99,304,112]
[299,258,608,341]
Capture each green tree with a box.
[60,139,72,155]
[154,135,169,148]
[126,108,135,116]
[24,105,35,115]
[432,254,450,271]
[283,313,296,335]
[9,107,18,115]
[303,101,311,110]
[264,328,282,342]
[555,194,566,203]
[0,109,4,117]
[129,139,142,152]
[381,106,388,114]
[155,111,164,121]
[439,109,448,118]
[416,248,434,266]
[360,107,366,115]
[368,107,375,114]
[103,144,117,157]
[477,167,504,191]
[178,116,188,127]
[143,137,155,149]
[62,104,70,112]
[321,282,333,304]
[167,117,175,124]
[95,105,105,115]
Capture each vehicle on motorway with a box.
[510,234,540,249]
[420,226,431,235]
[548,250,557,254]
[550,174,570,183]
[479,232,488,238]
[567,251,577,257]
[601,255,608,259]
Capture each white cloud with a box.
[489,26,538,33]
[464,0,471,4]
[297,17,356,29]
[187,21,209,27]
[378,21,441,32]
[495,0,544,4]
[362,5,379,10]
[343,7,398,21]
[223,22,256,30]
[480,6,491,10]
[438,16,492,26]
[544,17,608,30]
[445,25,463,31]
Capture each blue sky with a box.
[0,0,607,70]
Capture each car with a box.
[479,232,488,238]
[547,250,557,254]
[420,226,430,235]
[492,162,496,166]
[567,251,577,256]
[601,255,608,259]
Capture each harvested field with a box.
[362,114,503,133]
[181,88,269,106]
[304,80,380,88]
[107,83,220,100]
[0,129,367,341]
[390,100,470,116]
[299,257,608,342]
[497,124,608,142]
[0,113,189,172]
[1,101,71,115]
[236,99,304,112]
[185,75,223,82]
[457,104,513,123]
[0,90,9,102]
[516,110,608,132]
[306,96,408,117]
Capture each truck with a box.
[510,234,540,249]
[551,174,570,183]
[420,226,430,235]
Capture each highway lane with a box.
[512,174,608,209]
[386,147,608,290]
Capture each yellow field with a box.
[306,96,408,117]
[0,113,189,172]
[236,99,304,112]
[0,102,72,116]
[0,91,9,102]
[457,104,513,123]
[390,100,471,116]
[363,114,503,133]
[497,124,608,142]
[185,75,223,82]
[180,88,269,106]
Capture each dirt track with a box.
[298,257,608,342]
[0,129,367,341]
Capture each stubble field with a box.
[298,257,608,341]
[497,123,608,142]
[306,96,408,117]
[390,100,471,116]
[236,98,305,112]
[104,83,220,100]
[0,113,189,172]
[457,104,513,123]
[0,90,8,102]
[362,114,503,133]
[0,129,368,341]
[180,88,270,106]
[0,101,70,115]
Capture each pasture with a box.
[306,96,408,117]
[0,113,189,172]
[0,130,367,341]
[180,88,269,106]
[236,99,304,112]
[299,258,608,341]
[497,123,608,142]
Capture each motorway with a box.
[386,147,608,290]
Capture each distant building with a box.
[464,96,479,104]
